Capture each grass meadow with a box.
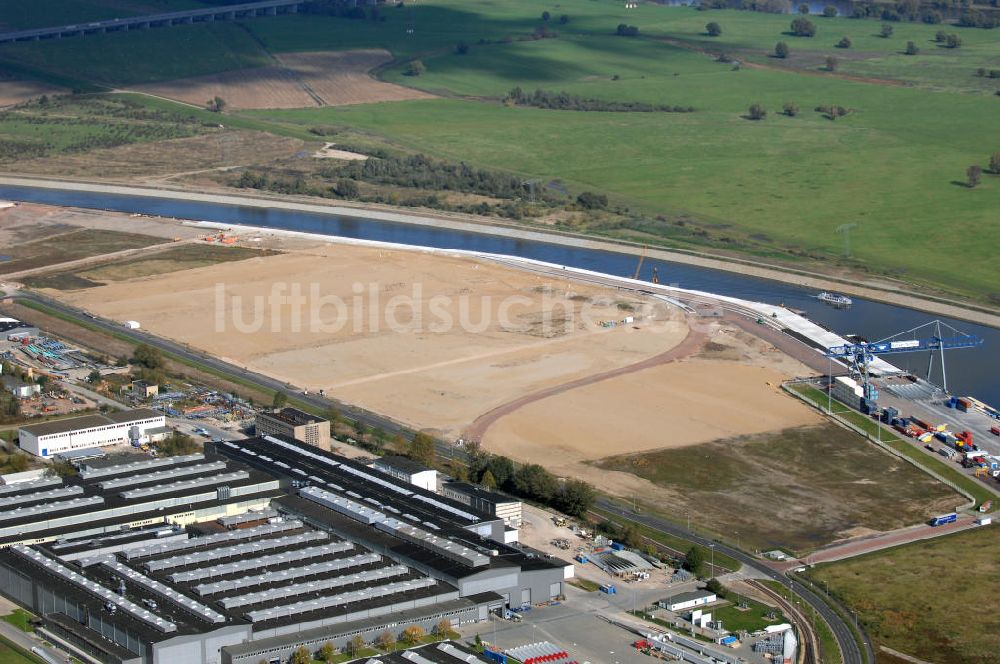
[1,0,999,299]
[810,525,1000,663]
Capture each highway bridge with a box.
[0,0,304,45]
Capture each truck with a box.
[600,583,617,594]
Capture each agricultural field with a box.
[810,525,1000,664]
[595,422,961,553]
[22,244,280,289]
[0,228,164,275]
[0,0,998,301]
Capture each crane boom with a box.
[632,246,647,281]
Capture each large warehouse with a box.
[0,436,572,664]
[18,408,166,458]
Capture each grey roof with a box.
[663,590,717,605]
[20,409,162,437]
[374,455,432,475]
[258,407,326,427]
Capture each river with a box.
[1,183,996,406]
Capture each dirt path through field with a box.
[463,322,707,441]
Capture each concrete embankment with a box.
[1,174,998,329]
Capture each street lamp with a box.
[709,544,715,576]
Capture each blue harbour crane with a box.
[825,320,983,407]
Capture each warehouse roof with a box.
[663,590,717,605]
[374,455,432,475]
[259,407,326,427]
[443,481,517,505]
[19,408,162,437]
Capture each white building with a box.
[372,455,438,492]
[18,408,165,458]
[659,590,717,612]
[2,376,41,399]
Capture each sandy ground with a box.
[0,202,207,246]
[314,142,368,160]
[484,358,819,463]
[53,238,687,438]
[0,78,65,107]
[129,49,431,109]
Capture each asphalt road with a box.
[595,496,873,664]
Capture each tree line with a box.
[503,87,694,113]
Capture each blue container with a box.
[611,542,625,551]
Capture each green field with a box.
[0,228,163,274]
[1,0,999,301]
[595,423,961,554]
[810,525,1000,664]
[0,634,44,664]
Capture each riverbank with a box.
[1,174,998,330]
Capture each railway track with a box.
[748,578,821,664]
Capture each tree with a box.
[541,10,551,21]
[620,523,643,548]
[46,460,78,477]
[376,630,396,651]
[706,577,726,597]
[435,618,454,637]
[706,21,722,37]
[880,23,893,38]
[325,406,343,424]
[684,546,706,577]
[790,17,816,37]
[348,635,365,656]
[405,60,426,76]
[455,41,470,55]
[0,393,21,424]
[319,642,335,663]
[967,164,983,188]
[272,391,288,410]
[836,36,852,48]
[480,468,498,490]
[904,41,919,55]
[798,3,809,14]
[747,102,767,120]
[782,102,799,116]
[132,344,165,371]
[576,191,608,209]
[513,464,559,501]
[616,24,639,37]
[290,646,311,664]
[556,479,596,518]
[989,152,1000,174]
[822,5,838,17]
[935,30,947,43]
[159,432,199,457]
[946,34,962,49]
[87,369,102,383]
[401,625,425,645]
[825,56,838,71]
[483,455,515,488]
[335,179,359,198]
[559,14,569,24]
[409,431,437,467]
[206,96,226,112]
[774,41,789,59]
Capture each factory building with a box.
[18,408,166,458]
[0,451,281,548]
[659,590,718,612]
[2,375,41,399]
[0,437,572,664]
[255,407,331,451]
[373,455,438,492]
[442,481,523,529]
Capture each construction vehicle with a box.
[552,516,567,527]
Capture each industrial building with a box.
[2,374,41,399]
[373,455,438,492]
[18,408,166,458]
[442,482,522,530]
[255,407,331,451]
[0,436,572,664]
[659,590,717,612]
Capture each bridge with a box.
[0,0,304,45]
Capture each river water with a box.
[1,184,996,405]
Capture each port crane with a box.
[631,246,647,280]
[825,320,983,404]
